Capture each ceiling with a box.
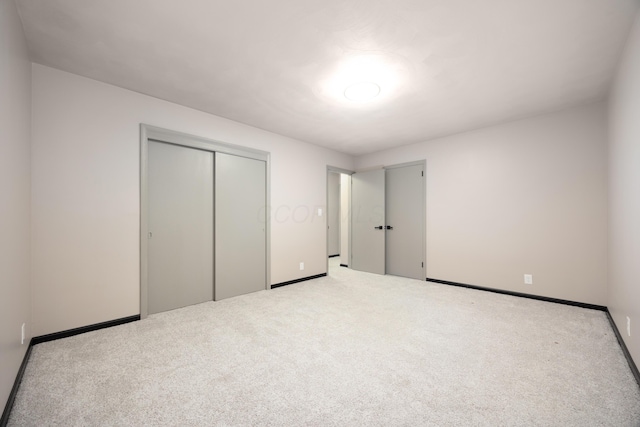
[15,0,639,155]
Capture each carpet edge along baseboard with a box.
[0,341,34,427]
[426,277,639,388]
[425,277,606,310]
[271,273,327,289]
[1,315,140,427]
[31,315,140,345]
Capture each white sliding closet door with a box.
[147,141,214,314]
[215,153,266,300]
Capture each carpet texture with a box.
[8,259,640,426]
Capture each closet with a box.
[141,126,268,317]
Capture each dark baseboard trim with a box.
[426,277,639,386]
[1,314,139,426]
[604,310,640,388]
[328,254,340,258]
[31,315,140,345]
[426,278,607,311]
[271,273,327,289]
[0,341,34,427]
[340,264,348,268]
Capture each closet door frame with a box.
[139,124,271,319]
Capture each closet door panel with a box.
[215,153,266,300]
[148,141,214,314]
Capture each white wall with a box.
[31,64,353,336]
[608,11,640,367]
[356,103,608,305]
[0,0,32,410]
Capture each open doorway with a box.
[327,167,353,275]
[327,171,340,258]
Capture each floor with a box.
[8,258,640,426]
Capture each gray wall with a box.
[356,103,608,306]
[0,0,32,410]
[608,10,640,369]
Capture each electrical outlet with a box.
[299,262,304,271]
[21,323,25,345]
[317,208,322,217]
[524,274,533,285]
[627,316,631,337]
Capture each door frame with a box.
[326,166,354,275]
[140,124,271,319]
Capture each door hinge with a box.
[422,262,424,268]
[421,171,424,177]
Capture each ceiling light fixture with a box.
[344,81,381,102]
[317,54,410,105]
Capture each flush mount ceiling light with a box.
[317,54,407,105]
[344,82,381,102]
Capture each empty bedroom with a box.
[1,0,640,425]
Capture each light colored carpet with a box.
[8,258,640,426]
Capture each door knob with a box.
[374,226,384,230]
[385,226,393,230]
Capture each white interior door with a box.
[386,164,425,280]
[351,169,385,275]
[215,153,266,300]
[148,141,214,314]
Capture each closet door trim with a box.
[140,124,271,319]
